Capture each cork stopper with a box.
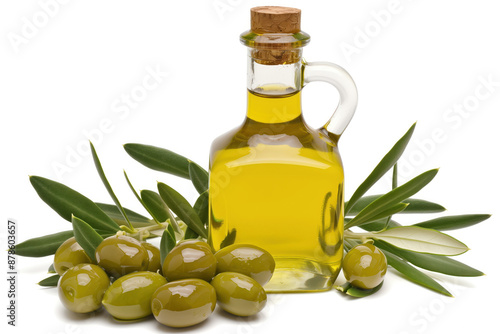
[251,6,301,34]
[241,6,309,65]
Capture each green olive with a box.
[102,271,167,320]
[342,243,387,290]
[162,242,216,282]
[95,235,149,278]
[211,272,267,316]
[58,263,110,313]
[178,239,212,250]
[142,243,161,273]
[215,244,275,286]
[53,237,93,276]
[151,279,216,328]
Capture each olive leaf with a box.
[383,163,399,229]
[362,202,409,222]
[346,226,468,256]
[211,210,224,229]
[355,218,401,232]
[335,281,384,298]
[72,215,104,263]
[375,240,483,277]
[184,227,199,240]
[193,190,209,227]
[14,230,74,257]
[345,169,439,229]
[48,263,56,274]
[123,171,167,227]
[90,142,133,229]
[220,228,237,249]
[95,202,154,228]
[38,274,60,287]
[345,123,416,214]
[157,182,207,238]
[188,161,209,194]
[160,225,176,265]
[140,190,169,223]
[413,214,491,231]
[392,162,398,189]
[30,176,120,233]
[382,249,452,296]
[141,189,181,234]
[347,195,446,216]
[124,143,192,179]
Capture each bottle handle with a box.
[303,61,358,141]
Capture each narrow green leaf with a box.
[72,215,104,263]
[382,249,452,296]
[335,282,352,293]
[184,227,199,240]
[168,223,176,240]
[361,202,409,224]
[392,163,398,189]
[141,189,181,234]
[400,198,446,214]
[167,223,175,238]
[29,176,120,232]
[354,226,468,256]
[95,202,152,226]
[346,123,416,214]
[124,143,191,179]
[15,230,74,257]
[38,274,60,287]
[345,169,438,229]
[343,238,358,252]
[384,163,399,229]
[335,281,384,298]
[357,218,401,232]
[160,228,176,265]
[220,229,237,249]
[165,211,181,235]
[141,190,169,222]
[414,214,491,231]
[157,182,208,238]
[48,263,56,273]
[375,240,484,277]
[211,209,224,229]
[188,161,209,194]
[90,142,132,229]
[346,195,445,216]
[122,170,163,227]
[193,191,209,227]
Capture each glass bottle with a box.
[208,6,357,292]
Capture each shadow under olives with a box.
[152,314,215,332]
[214,306,264,322]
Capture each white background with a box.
[1,1,499,333]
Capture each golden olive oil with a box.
[209,90,344,292]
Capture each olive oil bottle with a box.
[209,6,358,292]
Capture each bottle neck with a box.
[246,49,303,124]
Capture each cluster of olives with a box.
[342,243,388,290]
[54,235,275,328]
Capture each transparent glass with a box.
[208,46,357,292]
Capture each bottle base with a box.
[264,258,341,293]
